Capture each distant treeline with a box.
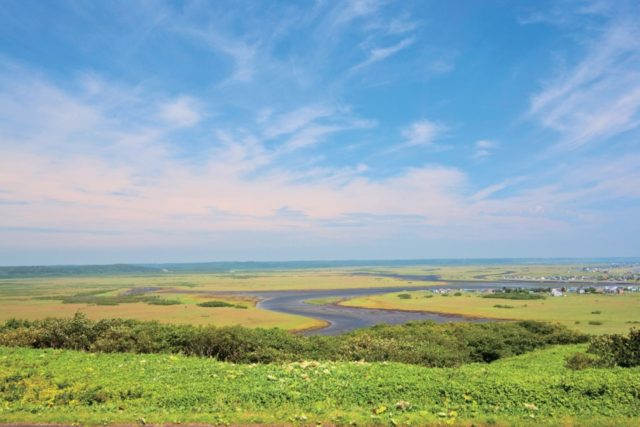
[0,314,586,367]
[482,291,547,300]
[0,264,159,278]
[3,257,640,278]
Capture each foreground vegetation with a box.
[341,291,640,334]
[1,343,639,426]
[1,262,637,425]
[566,329,640,369]
[0,315,586,366]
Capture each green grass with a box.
[341,292,640,334]
[0,264,637,332]
[482,292,546,300]
[0,345,639,426]
[197,300,247,309]
[303,296,343,305]
[494,304,515,309]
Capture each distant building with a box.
[550,288,564,297]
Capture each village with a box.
[502,267,640,284]
[429,283,640,297]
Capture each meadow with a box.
[0,270,381,330]
[339,291,640,334]
[1,262,639,425]
[1,263,638,333]
[0,289,324,332]
[0,270,412,328]
[1,344,639,426]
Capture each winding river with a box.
[243,282,546,335]
[164,281,552,335]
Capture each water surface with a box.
[246,283,537,335]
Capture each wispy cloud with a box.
[399,119,446,148]
[263,105,336,139]
[387,15,420,35]
[529,13,640,151]
[159,96,202,128]
[2,67,588,252]
[329,0,384,29]
[2,1,640,262]
[351,37,415,73]
[473,140,498,159]
[180,28,257,83]
[261,104,375,153]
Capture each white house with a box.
[550,288,564,297]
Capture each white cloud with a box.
[263,105,336,139]
[2,63,640,258]
[282,124,344,151]
[330,0,383,28]
[159,96,201,128]
[180,28,257,83]
[261,104,375,152]
[400,119,445,147]
[387,16,420,35]
[473,139,497,159]
[529,15,640,151]
[351,37,414,73]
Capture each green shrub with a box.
[147,299,182,306]
[482,292,545,300]
[493,304,514,309]
[587,329,640,367]
[588,321,603,325]
[0,314,587,367]
[51,291,182,307]
[397,293,411,299]
[197,300,246,309]
[565,352,599,370]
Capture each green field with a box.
[1,263,638,332]
[1,344,639,426]
[1,263,639,425]
[340,291,640,334]
[0,270,411,330]
[0,290,325,332]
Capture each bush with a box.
[565,352,599,370]
[587,329,640,367]
[0,314,588,367]
[397,293,412,299]
[588,321,603,325]
[147,299,182,306]
[197,300,246,309]
[482,292,546,300]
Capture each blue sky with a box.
[1,0,639,265]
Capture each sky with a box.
[1,0,639,265]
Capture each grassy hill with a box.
[1,344,639,426]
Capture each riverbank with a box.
[338,290,640,334]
